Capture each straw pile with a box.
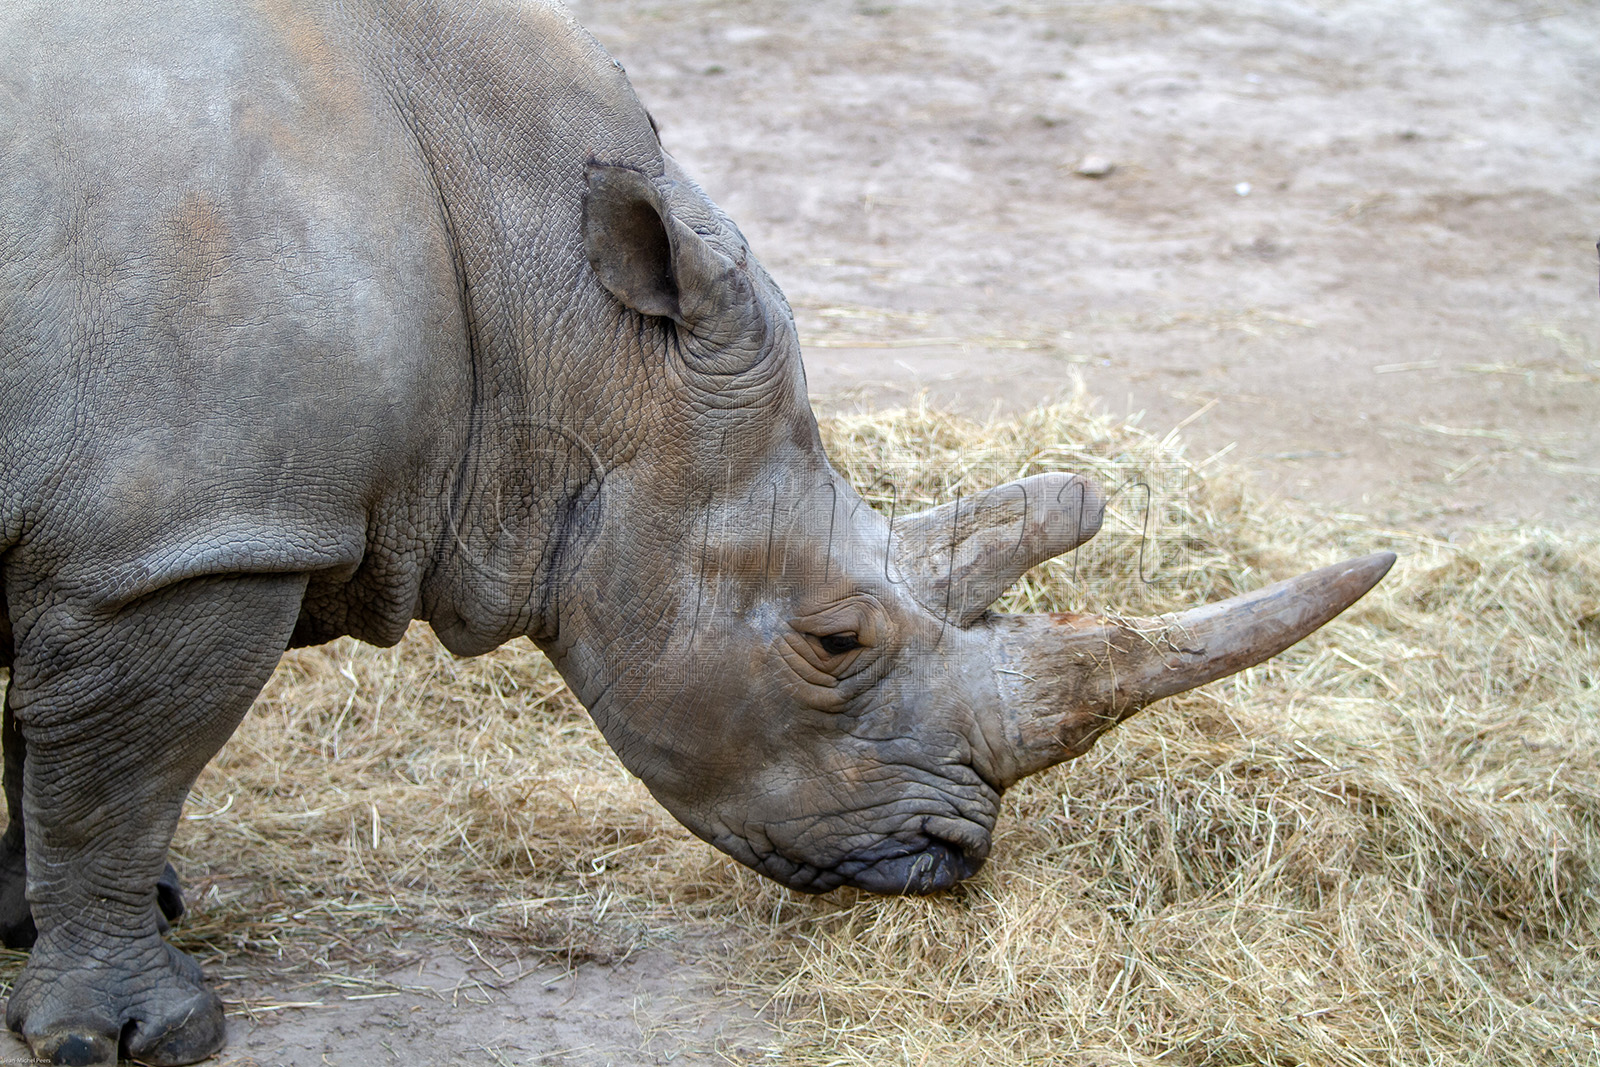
[3,391,1597,1065]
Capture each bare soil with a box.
[598,0,1599,534]
[3,1,1594,1065]
[207,939,769,1067]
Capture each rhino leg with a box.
[4,572,305,1067]
[0,696,186,950]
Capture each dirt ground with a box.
[593,0,1599,534]
[2,1,1594,1065]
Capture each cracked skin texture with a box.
[0,1,1123,1063]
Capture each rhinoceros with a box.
[0,1,1392,1063]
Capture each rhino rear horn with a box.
[894,473,1105,626]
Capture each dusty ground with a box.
[2,1,1595,1065]
[210,941,770,1067]
[589,0,1599,533]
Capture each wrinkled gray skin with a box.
[0,2,1391,1065]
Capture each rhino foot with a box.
[0,858,185,950]
[7,936,224,1067]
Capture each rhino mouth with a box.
[741,821,990,896]
[835,835,985,894]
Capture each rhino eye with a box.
[817,632,861,656]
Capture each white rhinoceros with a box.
[0,1,1391,1063]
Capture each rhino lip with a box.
[740,828,987,895]
[839,835,984,895]
[727,810,993,895]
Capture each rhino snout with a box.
[723,801,994,896]
[834,831,988,895]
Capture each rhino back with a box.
[0,0,471,636]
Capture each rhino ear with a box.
[583,163,737,329]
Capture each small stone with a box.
[1073,155,1115,178]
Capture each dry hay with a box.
[2,391,1597,1065]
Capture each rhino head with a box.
[517,160,1391,896]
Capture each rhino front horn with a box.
[982,551,1397,786]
